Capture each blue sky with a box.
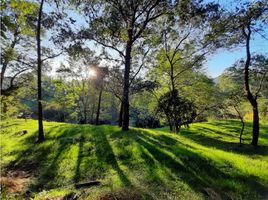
[205,33,268,77]
[203,0,268,77]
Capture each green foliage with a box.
[1,0,37,38]
[0,95,21,119]
[228,55,268,98]
[217,55,268,121]
[157,90,196,132]
[182,73,220,120]
[130,107,160,128]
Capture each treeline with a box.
[1,0,267,146]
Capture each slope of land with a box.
[1,119,268,200]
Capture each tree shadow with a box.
[205,120,268,138]
[1,123,20,129]
[30,126,88,190]
[132,129,267,199]
[185,126,268,156]
[4,122,267,199]
[3,125,84,191]
[74,134,85,183]
[90,126,131,187]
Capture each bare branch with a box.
[91,38,125,59]
[255,70,267,99]
[41,51,63,63]
[129,48,150,85]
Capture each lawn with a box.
[1,119,268,200]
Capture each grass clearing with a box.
[1,119,268,199]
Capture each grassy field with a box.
[1,119,268,200]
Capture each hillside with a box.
[1,119,268,200]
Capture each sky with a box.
[202,0,268,78]
[205,33,268,78]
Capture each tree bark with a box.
[243,25,259,146]
[170,64,175,92]
[84,107,87,124]
[122,41,132,131]
[174,123,180,134]
[251,104,259,146]
[240,119,245,146]
[167,118,172,132]
[95,86,103,125]
[119,101,123,127]
[37,0,45,142]
[234,106,245,146]
[1,30,19,94]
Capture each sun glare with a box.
[88,68,97,77]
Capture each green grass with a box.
[1,119,268,200]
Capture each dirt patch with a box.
[98,188,142,200]
[0,170,31,193]
[5,159,38,174]
[44,192,79,200]
[203,187,222,200]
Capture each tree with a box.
[76,0,170,131]
[93,66,109,125]
[36,0,45,142]
[218,73,246,146]
[228,55,268,146]
[214,0,268,146]
[181,73,220,122]
[35,0,69,141]
[157,89,196,133]
[1,0,37,95]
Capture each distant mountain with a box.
[213,76,220,84]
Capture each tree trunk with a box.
[36,0,45,143]
[63,88,66,122]
[167,118,172,132]
[251,104,259,146]
[243,25,259,146]
[95,86,103,125]
[1,30,19,94]
[1,61,8,93]
[234,106,245,146]
[169,124,173,132]
[119,101,123,127]
[122,41,132,131]
[170,64,175,92]
[240,119,245,146]
[174,123,180,134]
[84,107,87,124]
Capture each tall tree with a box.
[231,1,267,146]
[76,0,170,131]
[36,0,45,142]
[94,66,108,125]
[1,0,37,95]
[209,0,268,146]
[228,55,268,145]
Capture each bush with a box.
[130,107,161,128]
[157,89,196,133]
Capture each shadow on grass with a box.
[131,129,266,199]
[91,126,131,187]
[4,124,131,192]
[108,129,267,199]
[205,120,268,139]
[3,122,267,199]
[4,125,80,190]
[74,134,85,183]
[184,126,268,156]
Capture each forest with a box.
[1,0,268,199]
